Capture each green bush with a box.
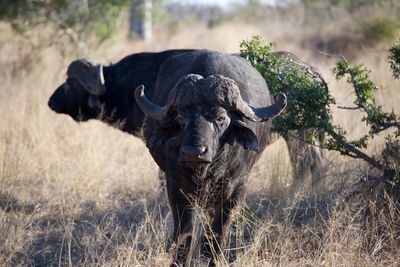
[240,36,400,182]
[0,0,132,43]
[361,17,399,45]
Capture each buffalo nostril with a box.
[180,146,207,157]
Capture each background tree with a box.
[0,0,164,49]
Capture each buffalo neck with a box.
[98,64,145,137]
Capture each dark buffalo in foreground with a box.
[48,49,324,180]
[133,50,286,264]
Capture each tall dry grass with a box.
[0,9,400,266]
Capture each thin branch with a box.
[337,106,360,110]
[326,128,385,171]
[353,174,396,187]
[49,14,89,53]
[284,131,360,159]
[372,122,400,134]
[313,71,329,88]
[318,50,346,61]
[283,60,320,78]
[335,149,360,158]
[314,68,386,172]
[347,68,375,115]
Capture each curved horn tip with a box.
[270,92,287,118]
[90,64,106,96]
[134,85,168,121]
[276,92,288,108]
[252,92,288,122]
[135,85,145,98]
[98,65,105,85]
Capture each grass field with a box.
[1,9,400,266]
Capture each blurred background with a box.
[0,0,400,266]
[2,0,400,56]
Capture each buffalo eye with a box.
[175,114,187,125]
[216,115,226,123]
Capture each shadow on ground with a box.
[0,186,338,266]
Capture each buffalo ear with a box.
[67,58,106,96]
[147,115,180,149]
[227,119,260,152]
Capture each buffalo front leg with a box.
[203,182,246,264]
[167,180,194,266]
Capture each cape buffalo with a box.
[133,50,287,264]
[48,49,195,137]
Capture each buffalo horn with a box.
[87,64,106,96]
[251,92,287,122]
[135,85,168,121]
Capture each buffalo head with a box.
[48,58,106,121]
[135,74,286,172]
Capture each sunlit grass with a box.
[0,14,399,266]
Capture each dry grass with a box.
[0,10,400,266]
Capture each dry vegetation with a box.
[1,5,400,266]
